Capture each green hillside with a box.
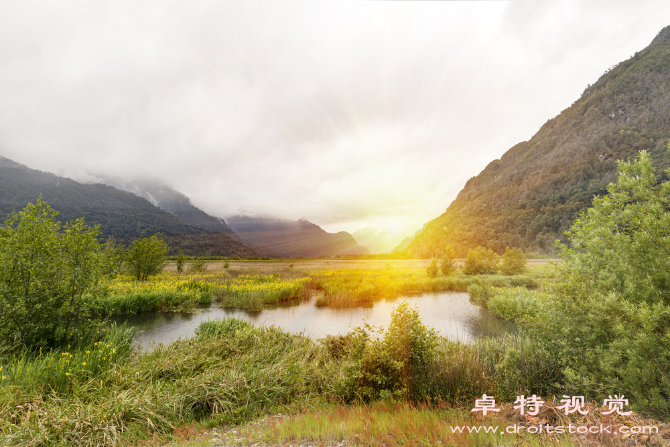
[0,157,259,257]
[406,25,670,257]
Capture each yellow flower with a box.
[82,362,86,366]
[65,373,70,376]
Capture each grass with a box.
[227,402,580,447]
[0,315,664,446]
[89,272,310,315]
[307,267,539,308]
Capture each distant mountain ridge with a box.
[226,215,369,257]
[100,178,236,235]
[352,228,406,254]
[0,157,258,257]
[406,25,670,257]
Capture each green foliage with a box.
[511,152,670,418]
[176,250,185,274]
[188,258,207,273]
[100,236,125,279]
[463,246,499,275]
[0,197,104,352]
[125,232,168,281]
[224,260,230,269]
[439,246,457,276]
[500,247,527,276]
[351,302,441,402]
[467,282,495,306]
[476,334,562,402]
[426,257,439,278]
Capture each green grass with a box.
[308,267,539,307]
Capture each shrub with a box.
[426,257,439,278]
[188,258,207,273]
[500,247,527,276]
[467,282,495,306]
[0,197,104,352]
[176,250,186,274]
[440,246,457,276]
[125,232,168,281]
[355,302,441,401]
[463,246,499,275]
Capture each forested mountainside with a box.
[405,25,670,257]
[102,178,236,235]
[226,215,369,257]
[0,157,258,257]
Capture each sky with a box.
[1,1,669,237]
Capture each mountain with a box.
[406,25,670,257]
[352,228,406,254]
[226,215,369,257]
[101,178,236,235]
[390,228,423,253]
[0,157,258,257]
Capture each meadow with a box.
[1,260,665,446]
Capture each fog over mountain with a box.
[1,1,669,238]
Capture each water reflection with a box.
[114,292,515,350]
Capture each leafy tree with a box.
[0,197,103,352]
[440,245,457,276]
[426,257,439,278]
[524,152,670,418]
[500,247,527,276]
[188,258,207,273]
[125,232,168,281]
[100,236,125,279]
[176,250,186,274]
[463,246,499,275]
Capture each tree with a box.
[440,245,457,276]
[176,250,186,274]
[500,247,527,275]
[125,232,168,281]
[426,257,439,278]
[100,236,125,279]
[533,151,670,417]
[0,197,103,352]
[463,246,499,275]
[188,258,207,273]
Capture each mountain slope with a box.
[407,25,670,257]
[226,215,369,257]
[0,157,258,257]
[102,178,236,235]
[352,228,406,254]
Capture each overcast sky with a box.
[1,0,669,236]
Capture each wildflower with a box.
[65,373,70,376]
[82,362,86,366]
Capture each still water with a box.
[114,292,515,350]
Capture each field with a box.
[1,260,667,446]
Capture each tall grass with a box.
[0,325,134,396]
[215,274,310,311]
[309,268,537,307]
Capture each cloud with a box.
[0,0,668,236]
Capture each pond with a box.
[114,292,515,350]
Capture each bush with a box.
[176,250,186,274]
[500,247,527,276]
[0,197,105,352]
[188,258,207,273]
[440,246,457,276]
[355,302,441,401]
[426,257,439,278]
[125,232,168,281]
[467,282,495,306]
[463,246,499,275]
